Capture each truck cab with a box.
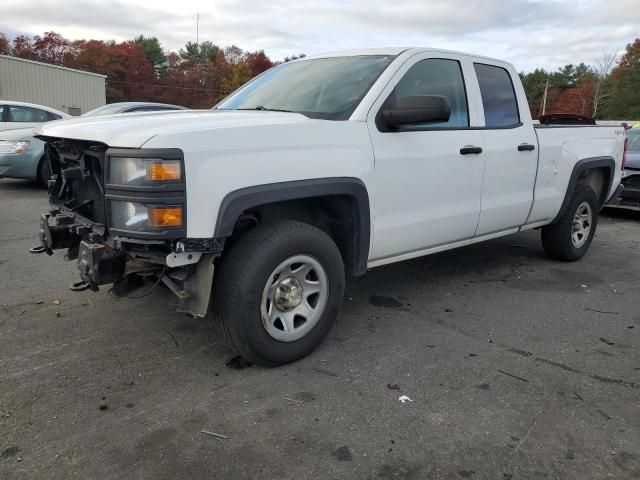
[34,48,625,366]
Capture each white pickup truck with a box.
[34,47,626,366]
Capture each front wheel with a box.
[541,186,599,261]
[211,220,345,366]
[37,155,51,187]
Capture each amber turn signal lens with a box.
[146,161,181,182]
[148,207,183,228]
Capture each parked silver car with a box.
[620,128,640,208]
[0,101,70,132]
[0,102,188,184]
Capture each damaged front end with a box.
[33,137,222,317]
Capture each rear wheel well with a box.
[549,158,614,226]
[576,167,607,204]
[224,196,363,276]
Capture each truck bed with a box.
[527,125,625,224]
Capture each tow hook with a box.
[69,279,92,292]
[74,241,125,292]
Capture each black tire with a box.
[37,155,51,187]
[541,186,599,261]
[211,220,345,367]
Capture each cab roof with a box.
[303,47,509,66]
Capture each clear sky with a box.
[1,0,638,72]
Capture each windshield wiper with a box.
[236,106,294,113]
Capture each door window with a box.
[8,106,50,123]
[473,63,520,127]
[392,58,469,129]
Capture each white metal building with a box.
[0,55,106,116]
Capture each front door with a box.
[368,55,486,262]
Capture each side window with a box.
[8,106,49,123]
[46,111,62,121]
[393,58,469,129]
[473,63,520,127]
[0,106,6,122]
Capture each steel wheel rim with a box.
[260,254,329,342]
[571,201,592,248]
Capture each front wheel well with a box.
[224,195,367,276]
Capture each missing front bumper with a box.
[35,211,217,316]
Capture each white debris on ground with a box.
[398,395,413,404]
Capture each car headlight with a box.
[108,157,182,186]
[110,201,184,232]
[0,140,30,154]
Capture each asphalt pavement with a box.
[1,178,639,480]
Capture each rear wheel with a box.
[211,220,345,366]
[541,186,599,261]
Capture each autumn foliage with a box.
[519,39,640,120]
[0,31,278,108]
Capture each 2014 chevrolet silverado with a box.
[33,48,626,366]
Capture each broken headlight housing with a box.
[105,149,186,238]
[108,157,182,186]
[110,201,184,231]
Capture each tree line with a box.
[1,31,638,118]
[519,39,639,119]
[0,31,306,108]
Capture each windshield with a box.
[82,105,126,117]
[216,55,395,120]
[628,130,640,152]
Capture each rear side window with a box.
[8,106,50,123]
[474,63,520,127]
[394,58,469,128]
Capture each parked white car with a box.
[1,100,70,131]
[34,47,626,366]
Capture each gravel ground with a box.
[1,178,639,480]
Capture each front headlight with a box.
[108,157,182,186]
[0,140,30,154]
[105,150,185,237]
[110,201,184,232]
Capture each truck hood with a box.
[34,109,311,148]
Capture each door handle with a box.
[517,143,536,151]
[460,146,483,155]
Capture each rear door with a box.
[472,62,538,235]
[368,53,486,262]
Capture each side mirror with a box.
[382,95,451,128]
